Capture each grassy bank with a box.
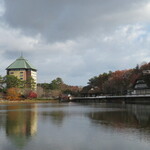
[0,99,58,104]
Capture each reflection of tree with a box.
[6,104,38,148]
[88,104,150,129]
[87,104,150,142]
[88,111,139,128]
[0,106,7,129]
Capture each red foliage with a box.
[28,91,37,98]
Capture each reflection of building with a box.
[6,56,37,89]
[127,105,150,126]
[6,104,38,148]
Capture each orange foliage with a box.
[110,70,126,80]
[6,88,21,101]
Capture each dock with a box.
[71,95,150,104]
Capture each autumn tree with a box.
[80,62,150,96]
[85,68,143,95]
[28,91,37,98]
[6,88,21,101]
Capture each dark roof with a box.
[6,56,37,71]
[134,79,149,89]
[80,86,100,94]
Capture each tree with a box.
[102,70,131,95]
[88,76,99,86]
[28,91,37,98]
[40,83,50,89]
[49,77,64,90]
[88,72,111,94]
[3,75,21,89]
[86,69,140,95]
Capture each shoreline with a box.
[0,99,58,104]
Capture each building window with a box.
[20,72,23,74]
[20,78,23,80]
[20,75,23,77]
[10,72,14,74]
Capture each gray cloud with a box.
[0,0,150,85]
[3,0,150,42]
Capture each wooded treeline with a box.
[0,75,37,100]
[0,76,81,100]
[81,63,150,95]
[37,77,81,98]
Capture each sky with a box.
[0,0,150,86]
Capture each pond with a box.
[0,102,150,150]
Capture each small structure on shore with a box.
[80,86,100,97]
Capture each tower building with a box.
[6,56,37,88]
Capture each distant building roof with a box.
[6,56,37,71]
[142,70,150,75]
[134,79,148,89]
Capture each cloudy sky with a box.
[0,0,150,85]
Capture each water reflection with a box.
[42,111,65,126]
[127,105,150,127]
[87,104,150,129]
[0,104,38,149]
[38,103,150,130]
[0,103,150,150]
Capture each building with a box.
[142,70,150,75]
[6,56,37,89]
[80,86,101,97]
[132,79,150,95]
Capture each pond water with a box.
[0,102,150,150]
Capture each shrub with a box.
[6,88,21,101]
[28,91,37,98]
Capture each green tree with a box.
[88,76,99,86]
[50,77,64,90]
[3,75,21,89]
[88,72,111,93]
